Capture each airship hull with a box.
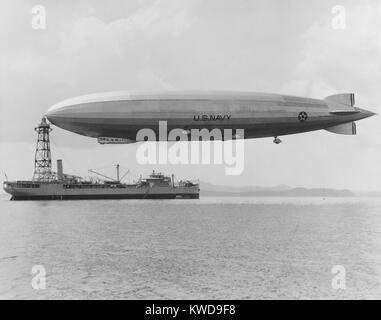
[46,91,375,141]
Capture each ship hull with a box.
[10,193,199,200]
[4,182,199,201]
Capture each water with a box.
[1,195,381,299]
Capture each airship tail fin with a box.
[325,93,358,114]
[325,93,355,106]
[325,122,357,135]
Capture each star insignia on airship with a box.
[298,111,308,122]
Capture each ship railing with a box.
[63,182,139,189]
[3,181,41,188]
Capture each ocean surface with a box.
[1,195,381,300]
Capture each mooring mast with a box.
[33,117,53,181]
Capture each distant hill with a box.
[355,191,381,197]
[200,181,355,197]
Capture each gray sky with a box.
[1,0,380,191]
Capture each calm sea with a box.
[1,195,381,299]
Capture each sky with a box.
[0,0,380,191]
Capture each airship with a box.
[46,91,376,144]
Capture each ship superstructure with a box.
[3,118,199,200]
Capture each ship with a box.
[3,118,200,200]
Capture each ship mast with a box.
[33,117,53,181]
[116,164,120,182]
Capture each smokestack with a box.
[57,160,63,181]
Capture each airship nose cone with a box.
[45,100,81,134]
[46,98,82,127]
[45,96,104,138]
[46,102,65,123]
[46,111,57,126]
